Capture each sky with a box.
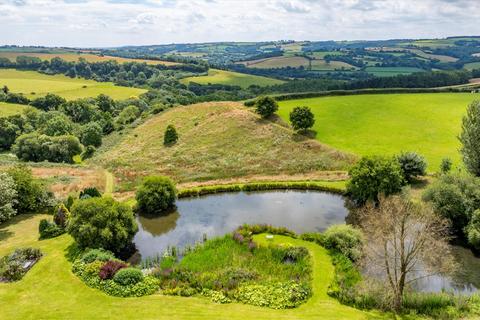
[0,0,479,47]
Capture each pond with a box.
[133,190,480,295]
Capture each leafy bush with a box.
[38,219,65,239]
[163,124,178,145]
[459,100,480,176]
[81,248,115,264]
[327,252,362,304]
[347,155,405,204]
[234,281,311,309]
[323,224,364,262]
[68,197,138,252]
[7,166,49,214]
[53,203,70,228]
[115,105,139,127]
[113,267,144,285]
[81,145,96,160]
[99,260,128,280]
[80,122,103,147]
[396,152,427,182]
[283,247,309,263]
[440,158,453,174]
[466,210,480,250]
[135,176,176,215]
[289,106,315,131]
[0,172,17,223]
[79,187,102,199]
[254,96,278,118]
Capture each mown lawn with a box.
[0,101,28,117]
[0,69,146,100]
[181,69,284,88]
[278,93,480,170]
[0,214,388,320]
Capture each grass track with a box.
[181,69,284,88]
[0,214,387,320]
[0,69,146,100]
[278,93,480,170]
[0,102,28,117]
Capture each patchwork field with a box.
[0,51,178,65]
[93,102,353,190]
[364,66,424,77]
[278,92,480,170]
[465,62,480,71]
[238,56,309,69]
[0,102,28,117]
[180,69,284,88]
[0,69,147,100]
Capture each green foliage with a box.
[423,173,480,238]
[115,105,139,128]
[466,210,480,250]
[81,145,96,160]
[0,172,17,223]
[95,94,116,113]
[396,151,427,182]
[163,124,178,145]
[254,96,278,118]
[234,281,311,309]
[80,122,103,147]
[323,225,364,262]
[67,197,138,253]
[327,252,362,304]
[30,93,66,111]
[113,267,144,286]
[39,113,75,137]
[289,106,315,131]
[459,100,480,176]
[0,248,42,282]
[347,156,405,204]
[135,176,176,215]
[13,132,83,163]
[441,158,453,174]
[80,248,115,264]
[38,219,65,239]
[7,166,47,213]
[79,187,102,199]
[0,117,20,150]
[53,203,70,228]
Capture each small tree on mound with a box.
[164,124,178,145]
[289,106,315,132]
[67,197,138,252]
[136,176,176,215]
[459,100,480,176]
[347,156,405,205]
[396,151,427,183]
[254,96,278,118]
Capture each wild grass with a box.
[0,102,28,117]
[0,69,146,100]
[278,92,480,170]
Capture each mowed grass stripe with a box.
[0,69,146,100]
[278,93,480,170]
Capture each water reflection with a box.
[134,190,348,258]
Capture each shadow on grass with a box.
[293,130,318,142]
[64,242,82,262]
[0,213,36,242]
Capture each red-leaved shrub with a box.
[98,260,127,280]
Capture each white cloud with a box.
[0,0,478,47]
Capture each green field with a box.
[464,62,480,71]
[180,69,284,88]
[239,56,309,69]
[0,69,147,100]
[278,93,480,170]
[364,66,424,77]
[0,102,28,117]
[0,214,386,320]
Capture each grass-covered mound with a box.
[152,234,312,309]
[278,93,480,170]
[94,102,353,190]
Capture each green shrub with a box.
[467,210,480,250]
[38,219,65,239]
[327,252,362,304]
[289,106,315,131]
[323,224,364,262]
[254,96,278,118]
[396,152,427,182]
[163,124,178,145]
[53,203,70,228]
[135,176,176,215]
[68,197,138,252]
[234,281,311,309]
[113,267,144,286]
[0,248,42,281]
[80,122,103,147]
[81,145,96,160]
[7,166,47,213]
[347,155,405,204]
[440,158,453,174]
[459,100,480,176]
[79,187,102,199]
[0,172,17,223]
[80,248,115,264]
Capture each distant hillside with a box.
[93,102,354,190]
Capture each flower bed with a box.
[0,248,43,282]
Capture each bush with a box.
[113,267,144,285]
[466,210,480,250]
[13,133,83,163]
[0,117,20,150]
[254,96,278,118]
[289,106,315,131]
[0,248,42,281]
[99,260,128,280]
[67,197,138,252]
[135,176,176,215]
[440,158,453,174]
[459,100,480,176]
[81,145,96,160]
[163,124,178,145]
[115,105,139,127]
[323,225,364,262]
[7,166,46,213]
[30,93,66,111]
[53,203,70,228]
[347,156,405,204]
[80,248,115,264]
[0,172,17,223]
[79,187,102,199]
[80,122,103,147]
[38,219,65,239]
[396,152,427,182]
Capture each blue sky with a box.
[0,0,478,47]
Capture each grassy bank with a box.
[180,69,284,88]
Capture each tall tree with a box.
[459,100,480,176]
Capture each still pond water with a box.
[133,190,480,294]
